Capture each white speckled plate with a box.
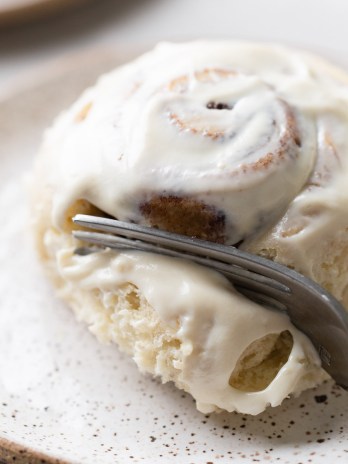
[0,48,347,464]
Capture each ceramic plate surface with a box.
[0,48,347,464]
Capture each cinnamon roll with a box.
[32,41,348,414]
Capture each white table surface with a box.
[1,0,348,97]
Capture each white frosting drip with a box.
[54,244,321,415]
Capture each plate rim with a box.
[0,0,92,27]
[0,436,73,464]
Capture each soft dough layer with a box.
[38,218,323,415]
[32,40,348,414]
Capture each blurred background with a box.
[0,0,347,96]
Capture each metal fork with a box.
[73,214,348,390]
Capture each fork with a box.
[72,214,348,390]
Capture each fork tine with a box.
[73,214,290,292]
[73,229,290,295]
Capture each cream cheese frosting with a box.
[41,41,348,245]
[53,243,321,415]
[33,40,348,414]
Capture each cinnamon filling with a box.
[140,195,226,243]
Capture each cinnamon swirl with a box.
[32,41,348,414]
